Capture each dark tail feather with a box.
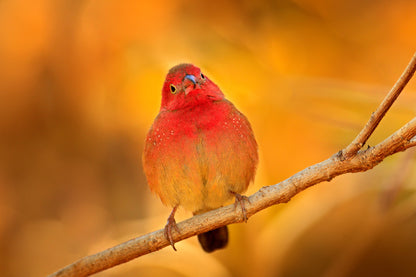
[197,226,228,253]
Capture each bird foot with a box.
[164,206,180,251]
[230,191,250,222]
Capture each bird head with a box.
[160,64,224,111]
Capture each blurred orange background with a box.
[1,0,416,276]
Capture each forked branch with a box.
[342,52,416,158]
[49,52,416,277]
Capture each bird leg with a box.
[164,205,180,251]
[230,191,250,222]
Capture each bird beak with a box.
[183,74,197,95]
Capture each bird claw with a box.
[230,191,250,222]
[164,206,180,251]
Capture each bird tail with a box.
[197,226,229,253]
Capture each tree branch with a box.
[48,52,416,277]
[342,52,416,159]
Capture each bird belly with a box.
[143,101,258,214]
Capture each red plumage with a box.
[143,64,258,252]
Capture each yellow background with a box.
[1,0,416,276]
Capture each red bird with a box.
[143,64,258,252]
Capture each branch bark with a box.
[48,52,416,277]
[342,52,416,158]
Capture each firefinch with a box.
[143,64,258,252]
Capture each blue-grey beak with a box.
[184,74,197,85]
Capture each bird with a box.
[142,63,258,252]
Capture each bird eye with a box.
[170,84,177,94]
[200,73,205,80]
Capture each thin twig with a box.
[342,52,416,159]
[48,53,416,277]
